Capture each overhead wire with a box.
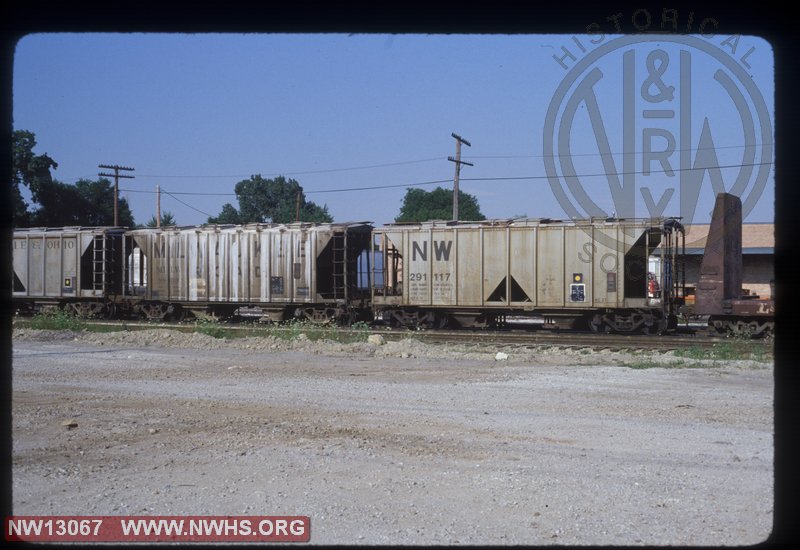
[134,157,445,179]
[118,142,772,179]
[462,142,774,160]
[119,158,773,219]
[109,141,773,217]
[160,190,214,217]
[120,159,774,197]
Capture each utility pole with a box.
[98,164,135,226]
[156,185,161,228]
[447,133,472,221]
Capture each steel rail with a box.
[12,318,772,353]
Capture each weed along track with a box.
[14,313,773,359]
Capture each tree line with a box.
[12,130,135,227]
[12,129,485,228]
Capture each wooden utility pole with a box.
[448,133,472,221]
[295,191,301,222]
[98,164,135,226]
[156,185,161,228]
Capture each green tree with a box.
[11,130,59,226]
[10,183,29,227]
[30,178,135,227]
[11,130,134,227]
[145,211,177,227]
[75,178,135,226]
[207,203,241,224]
[27,181,84,226]
[395,187,485,222]
[208,175,332,224]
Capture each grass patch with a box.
[627,336,773,369]
[28,309,85,331]
[192,318,232,339]
[624,359,712,370]
[674,339,773,362]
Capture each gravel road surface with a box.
[11,329,773,545]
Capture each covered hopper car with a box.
[12,226,127,318]
[371,216,685,333]
[12,193,770,337]
[13,222,373,324]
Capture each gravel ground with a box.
[11,328,773,545]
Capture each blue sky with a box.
[12,33,774,227]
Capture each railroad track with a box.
[12,318,772,353]
[398,330,724,351]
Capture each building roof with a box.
[671,222,774,254]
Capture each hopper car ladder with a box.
[91,234,117,293]
[331,233,346,300]
[92,235,106,292]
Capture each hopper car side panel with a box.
[122,222,371,322]
[371,218,671,332]
[12,227,128,317]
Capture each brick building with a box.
[652,222,774,300]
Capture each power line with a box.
[134,157,445,179]
[308,178,454,194]
[120,178,455,196]
[161,190,214,218]
[463,142,775,160]
[460,160,773,182]
[124,159,773,223]
[55,142,773,187]
[119,160,773,198]
[122,178,456,219]
[122,142,774,180]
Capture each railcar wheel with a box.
[169,306,190,322]
[104,303,117,320]
[388,309,435,330]
[588,314,604,333]
[417,311,437,330]
[642,320,665,335]
[69,301,106,318]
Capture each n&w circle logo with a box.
[543,34,772,248]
